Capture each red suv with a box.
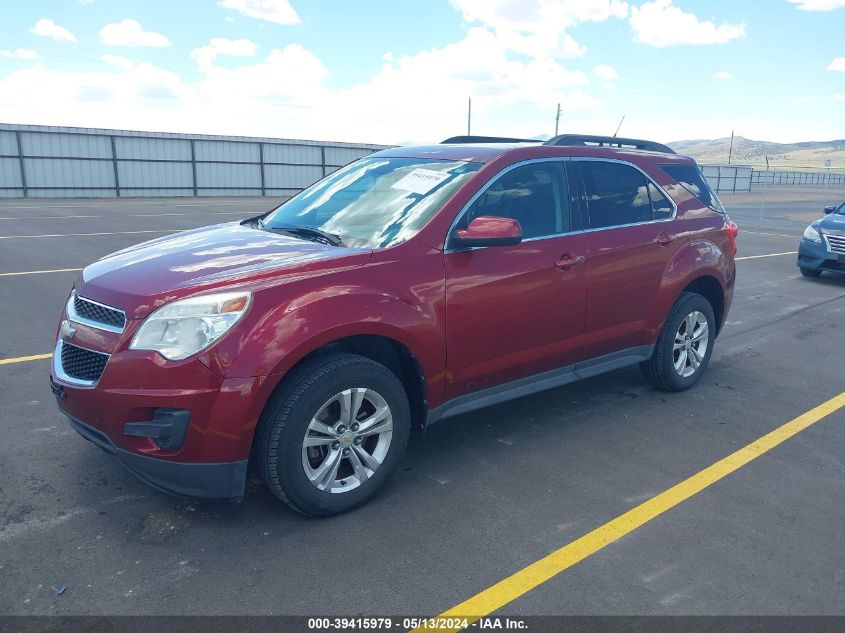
[50,134,737,515]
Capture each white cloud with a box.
[594,65,619,81]
[828,57,845,71]
[100,19,171,48]
[0,27,600,144]
[714,71,732,80]
[630,0,745,47]
[101,54,135,69]
[834,93,845,101]
[29,19,77,43]
[787,0,845,10]
[218,0,301,25]
[1,49,38,60]
[191,38,258,69]
[451,0,628,58]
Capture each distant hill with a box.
[668,136,845,169]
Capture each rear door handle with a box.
[554,254,585,271]
[656,231,677,246]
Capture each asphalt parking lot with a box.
[1,188,844,618]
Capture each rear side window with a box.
[648,182,673,220]
[661,164,725,213]
[580,161,653,229]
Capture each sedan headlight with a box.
[802,225,821,243]
[130,291,252,360]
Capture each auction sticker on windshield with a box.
[391,168,451,195]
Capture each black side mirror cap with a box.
[824,205,836,215]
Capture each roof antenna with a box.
[613,115,626,138]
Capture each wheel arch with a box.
[680,274,726,334]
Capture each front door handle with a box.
[655,231,677,246]
[555,254,585,271]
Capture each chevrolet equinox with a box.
[50,134,737,516]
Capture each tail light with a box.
[725,220,738,255]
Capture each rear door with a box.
[574,159,680,359]
[444,159,589,399]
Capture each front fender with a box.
[204,284,447,403]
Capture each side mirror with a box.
[452,216,522,248]
[824,205,837,215]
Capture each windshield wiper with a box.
[263,223,344,247]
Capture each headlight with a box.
[803,225,821,243]
[130,291,252,360]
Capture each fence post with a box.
[110,135,121,198]
[259,143,266,196]
[15,130,27,198]
[190,140,198,196]
[320,146,327,177]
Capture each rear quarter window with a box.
[661,164,725,214]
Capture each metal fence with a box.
[0,123,389,198]
[700,164,752,193]
[750,169,845,187]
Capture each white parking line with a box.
[0,210,249,220]
[735,251,798,261]
[0,268,83,277]
[0,229,175,240]
[742,231,799,238]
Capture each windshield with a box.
[262,157,481,249]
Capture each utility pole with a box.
[728,129,734,165]
[467,97,471,136]
[613,115,625,138]
[555,103,561,136]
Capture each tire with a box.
[800,267,822,278]
[641,292,716,392]
[255,353,410,516]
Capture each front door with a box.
[444,160,588,399]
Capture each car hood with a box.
[79,222,372,319]
[819,212,845,234]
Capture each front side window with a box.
[262,157,481,249]
[459,161,571,240]
[580,161,653,229]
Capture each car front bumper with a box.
[65,412,248,500]
[797,238,845,274]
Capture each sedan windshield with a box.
[262,157,481,249]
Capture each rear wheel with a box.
[256,353,410,516]
[800,267,822,278]
[641,292,716,392]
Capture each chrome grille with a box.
[826,234,845,255]
[73,294,126,330]
[60,343,109,383]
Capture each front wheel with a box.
[799,267,822,278]
[256,353,411,516]
[641,292,716,392]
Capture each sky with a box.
[1,0,844,146]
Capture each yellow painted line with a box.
[735,251,797,261]
[423,392,845,631]
[0,268,82,277]
[0,229,174,240]
[0,353,52,366]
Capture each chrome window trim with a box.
[444,157,677,253]
[52,339,110,388]
[68,290,126,334]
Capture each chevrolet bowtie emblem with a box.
[60,320,77,340]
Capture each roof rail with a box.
[545,134,675,154]
[441,135,540,144]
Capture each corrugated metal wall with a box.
[0,123,389,198]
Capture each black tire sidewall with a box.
[265,356,410,515]
[657,294,716,391]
